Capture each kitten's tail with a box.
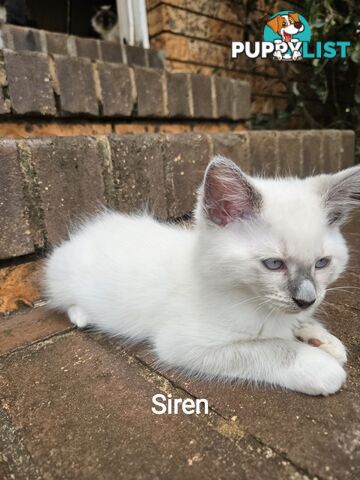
[43,241,77,312]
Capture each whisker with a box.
[221,295,264,314]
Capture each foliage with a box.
[302,1,359,137]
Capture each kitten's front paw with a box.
[284,346,346,396]
[295,324,347,365]
[67,306,89,328]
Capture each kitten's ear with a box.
[200,156,262,226]
[317,165,360,225]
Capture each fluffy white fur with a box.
[44,157,360,396]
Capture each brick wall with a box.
[0,130,355,260]
[146,0,316,118]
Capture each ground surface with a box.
[0,219,359,480]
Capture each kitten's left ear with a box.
[316,165,360,225]
[199,156,262,226]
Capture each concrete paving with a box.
[0,221,359,479]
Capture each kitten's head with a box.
[195,156,360,315]
[91,5,117,35]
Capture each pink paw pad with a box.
[308,338,322,347]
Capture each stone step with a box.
[0,130,355,260]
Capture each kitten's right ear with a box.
[199,156,262,226]
[316,165,360,225]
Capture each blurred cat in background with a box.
[91,5,119,42]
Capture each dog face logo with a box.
[267,13,304,42]
[264,11,311,61]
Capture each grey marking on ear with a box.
[318,165,360,226]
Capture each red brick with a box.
[302,131,322,176]
[0,307,71,356]
[109,134,167,218]
[233,80,251,120]
[97,62,135,117]
[28,137,106,244]
[248,131,278,176]
[133,66,166,117]
[4,50,56,115]
[163,133,211,217]
[322,130,342,173]
[215,77,234,119]
[53,55,99,116]
[0,139,35,259]
[166,72,191,118]
[277,131,303,177]
[190,73,214,119]
[212,133,250,171]
[126,45,146,66]
[100,41,123,63]
[340,130,355,169]
[75,37,100,59]
[46,31,68,55]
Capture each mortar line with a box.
[0,327,74,360]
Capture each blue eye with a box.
[262,258,285,271]
[315,257,330,269]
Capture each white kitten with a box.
[44,156,360,396]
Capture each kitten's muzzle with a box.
[289,275,317,310]
[292,296,316,309]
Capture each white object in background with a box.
[116,0,149,48]
[0,4,6,49]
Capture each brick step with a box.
[0,48,250,121]
[0,130,355,261]
[1,24,164,68]
[0,313,321,480]
[0,297,359,478]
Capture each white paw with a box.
[274,51,282,60]
[284,344,346,396]
[295,324,347,365]
[67,306,89,328]
[292,51,302,61]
